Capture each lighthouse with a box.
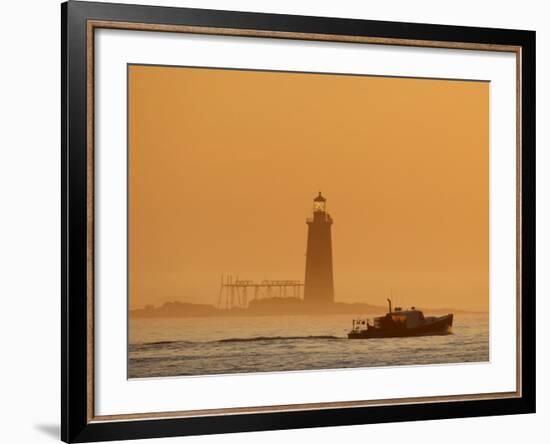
[304,192,334,308]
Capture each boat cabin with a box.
[382,307,425,328]
[351,305,428,332]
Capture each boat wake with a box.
[137,335,343,348]
[219,335,341,343]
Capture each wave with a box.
[218,335,341,343]
[135,335,342,348]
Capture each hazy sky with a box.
[128,65,488,311]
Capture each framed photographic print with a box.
[61,1,536,442]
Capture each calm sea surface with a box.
[128,313,489,378]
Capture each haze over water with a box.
[128,66,489,313]
[128,312,488,378]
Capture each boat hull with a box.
[348,314,453,339]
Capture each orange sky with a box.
[128,65,489,311]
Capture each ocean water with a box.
[128,313,489,378]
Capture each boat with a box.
[348,299,453,339]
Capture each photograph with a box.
[127,64,490,378]
[58,1,536,441]
[0,0,542,442]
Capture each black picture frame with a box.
[61,1,536,442]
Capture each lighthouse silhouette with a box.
[304,192,334,308]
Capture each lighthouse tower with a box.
[304,192,334,308]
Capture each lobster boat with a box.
[348,299,453,339]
